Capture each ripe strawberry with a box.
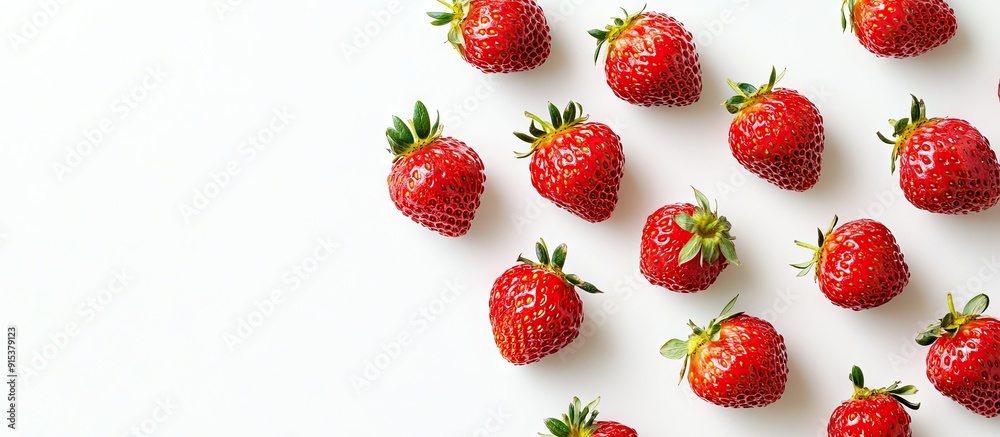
[878,95,1000,214]
[489,239,602,365]
[916,293,1000,417]
[386,101,485,237]
[661,295,788,408]
[540,397,637,437]
[514,101,624,222]
[841,0,957,58]
[792,216,909,311]
[827,366,920,437]
[725,67,825,191]
[589,7,701,107]
[639,188,739,293]
[429,0,550,73]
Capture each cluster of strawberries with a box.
[384,1,1000,436]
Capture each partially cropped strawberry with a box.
[793,216,909,311]
[514,101,624,222]
[916,294,1000,417]
[661,296,788,408]
[540,397,637,437]
[841,0,957,58]
[589,7,701,107]
[429,0,550,73]
[639,188,739,293]
[490,239,602,365]
[827,366,920,437]
[725,67,825,191]
[878,95,1000,214]
[386,101,485,237]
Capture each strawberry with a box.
[540,397,637,437]
[489,239,602,365]
[589,7,701,107]
[878,95,1000,214]
[639,188,739,293]
[792,216,909,311]
[429,0,550,73]
[386,101,486,237]
[725,67,825,191]
[661,295,788,408]
[841,0,957,58]
[916,294,1000,417]
[514,101,625,222]
[827,366,920,437]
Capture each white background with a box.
[1,0,999,435]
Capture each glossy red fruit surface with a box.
[880,96,1000,214]
[386,102,486,237]
[431,0,551,73]
[590,9,701,107]
[918,294,1000,417]
[490,240,602,365]
[794,217,909,310]
[662,297,788,408]
[842,0,957,58]
[516,102,624,222]
[726,68,824,191]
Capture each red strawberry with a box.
[841,0,957,58]
[639,188,739,293]
[661,295,788,408]
[725,67,825,191]
[793,216,909,311]
[489,239,602,365]
[514,101,625,222]
[916,294,1000,417]
[878,95,1000,214]
[827,366,920,437]
[540,397,638,437]
[429,0,550,73]
[589,7,701,107]
[386,101,485,237]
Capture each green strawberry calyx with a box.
[847,366,921,410]
[427,0,471,55]
[674,187,740,266]
[518,238,604,294]
[513,101,590,159]
[539,397,603,437]
[660,295,744,384]
[587,5,646,63]
[916,293,990,346]
[385,101,443,162]
[724,66,787,114]
[791,215,839,278]
[840,0,858,34]
[877,95,935,173]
